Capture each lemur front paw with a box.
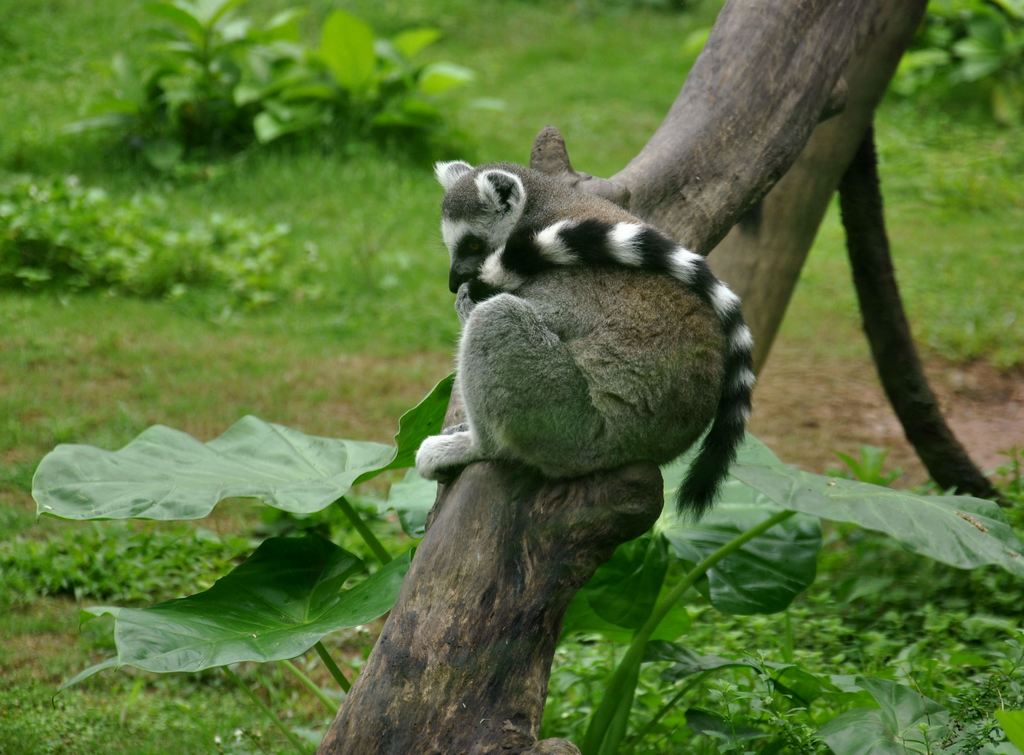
[455,283,477,324]
[415,431,477,481]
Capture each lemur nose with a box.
[449,260,482,293]
[449,269,470,293]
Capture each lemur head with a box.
[434,160,528,293]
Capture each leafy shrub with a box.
[70,0,480,166]
[0,175,322,305]
[0,523,249,606]
[895,0,1024,124]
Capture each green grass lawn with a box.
[2,0,1023,752]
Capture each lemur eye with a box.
[455,235,487,259]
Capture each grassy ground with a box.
[2,0,1023,752]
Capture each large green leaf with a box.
[319,10,376,95]
[588,534,668,628]
[33,416,393,520]
[65,535,409,685]
[996,710,1024,750]
[818,678,949,754]
[33,375,452,521]
[563,534,690,642]
[383,469,436,538]
[662,500,820,614]
[361,372,453,480]
[417,62,475,95]
[661,460,821,614]
[390,27,440,59]
[725,436,1024,578]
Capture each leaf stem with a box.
[224,666,306,753]
[582,508,797,755]
[628,669,715,745]
[281,659,337,713]
[335,495,392,565]
[783,609,795,663]
[314,641,352,692]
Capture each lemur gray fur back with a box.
[415,160,754,515]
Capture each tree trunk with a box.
[702,1,927,369]
[319,461,664,754]
[319,1,926,751]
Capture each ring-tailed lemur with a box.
[415,160,754,515]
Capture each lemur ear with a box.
[434,160,473,191]
[475,169,526,217]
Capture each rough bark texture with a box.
[612,0,873,251]
[705,1,928,369]
[320,1,927,752]
[319,462,663,754]
[838,128,1001,501]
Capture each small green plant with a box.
[0,175,322,305]
[247,12,478,149]
[895,0,1024,125]
[829,445,903,486]
[942,640,1024,752]
[70,0,481,166]
[994,447,1024,509]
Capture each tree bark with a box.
[612,0,871,251]
[838,128,1001,501]
[320,1,927,751]
[319,461,663,754]
[706,0,927,369]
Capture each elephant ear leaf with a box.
[362,372,453,479]
[33,374,453,522]
[63,535,410,686]
[661,454,822,615]
[33,416,394,521]
[818,678,950,753]
[661,494,821,615]
[690,435,1024,579]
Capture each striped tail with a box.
[487,218,755,516]
[679,291,753,516]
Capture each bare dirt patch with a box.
[752,340,1024,484]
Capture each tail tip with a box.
[675,478,719,520]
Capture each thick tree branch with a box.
[612,0,874,252]
[708,0,927,369]
[319,462,663,754]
